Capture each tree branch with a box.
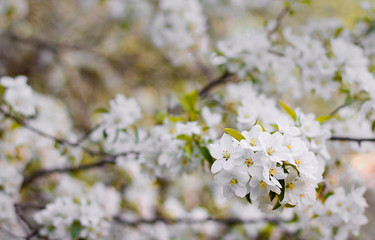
[329,136,375,144]
[114,216,282,226]
[198,71,233,97]
[0,108,105,156]
[21,159,117,188]
[267,0,296,39]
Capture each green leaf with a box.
[316,115,334,124]
[278,101,296,122]
[71,220,82,239]
[184,142,193,159]
[176,134,193,142]
[271,124,279,131]
[344,96,355,106]
[322,192,334,203]
[180,90,199,121]
[245,193,252,204]
[334,27,343,37]
[221,128,245,142]
[298,0,311,4]
[269,191,276,202]
[278,179,286,202]
[255,119,266,132]
[168,116,185,123]
[10,122,22,130]
[284,203,296,208]
[372,121,375,132]
[199,146,214,165]
[272,199,282,210]
[95,107,109,113]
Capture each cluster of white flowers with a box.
[95,94,142,142]
[34,197,110,240]
[34,177,121,240]
[138,120,203,178]
[312,187,368,240]
[0,76,36,116]
[212,18,375,102]
[150,0,208,65]
[210,111,325,211]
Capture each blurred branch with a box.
[0,108,138,187]
[191,50,214,82]
[267,0,296,39]
[0,108,104,156]
[198,71,233,97]
[2,31,108,59]
[21,159,116,188]
[114,216,283,226]
[329,136,375,144]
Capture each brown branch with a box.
[114,216,282,226]
[329,136,375,144]
[21,159,117,188]
[198,71,233,97]
[267,0,296,39]
[0,108,105,156]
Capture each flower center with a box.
[223,150,230,160]
[244,158,253,167]
[295,159,301,166]
[267,147,275,155]
[250,138,257,146]
[260,181,267,189]
[287,144,292,150]
[230,178,238,185]
[286,183,294,190]
[269,168,276,176]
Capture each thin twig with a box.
[114,216,282,226]
[329,136,375,145]
[21,159,116,188]
[76,123,101,144]
[0,108,104,156]
[267,0,296,39]
[328,104,346,116]
[198,71,233,97]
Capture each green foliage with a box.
[315,115,334,123]
[221,127,245,142]
[278,101,297,122]
[180,90,199,121]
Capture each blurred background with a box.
[1,0,374,239]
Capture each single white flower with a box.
[210,134,244,173]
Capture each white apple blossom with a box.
[0,76,36,116]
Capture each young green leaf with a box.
[278,101,297,122]
[315,115,334,124]
[199,146,214,165]
[221,127,245,142]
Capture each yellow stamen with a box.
[287,144,292,150]
[269,168,276,176]
[244,158,253,167]
[250,138,257,146]
[295,159,301,166]
[267,147,275,155]
[223,150,230,160]
[286,183,294,190]
[260,181,267,189]
[230,178,238,185]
